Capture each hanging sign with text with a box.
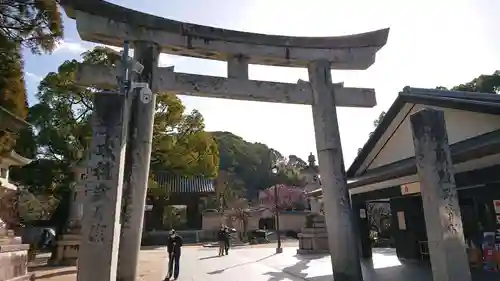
[401,182,420,195]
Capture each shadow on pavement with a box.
[206,253,277,275]
[199,255,221,260]
[141,245,166,250]
[33,269,78,280]
[263,249,500,281]
[264,253,324,281]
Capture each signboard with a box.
[482,232,496,271]
[359,209,367,219]
[145,204,153,211]
[397,211,406,230]
[494,200,500,214]
[401,182,420,195]
[494,200,500,242]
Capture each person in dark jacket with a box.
[217,226,226,256]
[223,226,231,255]
[165,229,183,280]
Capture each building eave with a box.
[1,150,33,167]
[0,106,31,133]
[311,128,500,198]
[347,87,500,178]
[348,128,500,189]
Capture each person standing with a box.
[217,226,226,256]
[223,226,231,255]
[165,229,183,281]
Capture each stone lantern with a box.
[300,153,322,213]
[0,106,33,281]
[297,153,329,254]
[51,156,88,266]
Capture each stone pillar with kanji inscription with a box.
[77,92,129,281]
[410,108,471,281]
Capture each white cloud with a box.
[54,40,87,54]
[25,71,42,82]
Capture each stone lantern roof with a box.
[0,106,30,134]
[300,152,319,175]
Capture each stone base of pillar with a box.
[49,234,81,266]
[0,234,32,281]
[297,214,329,255]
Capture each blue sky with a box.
[22,0,500,166]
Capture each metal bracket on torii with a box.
[109,41,153,104]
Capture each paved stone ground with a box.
[31,243,500,281]
[31,245,304,281]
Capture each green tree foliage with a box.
[372,111,386,128]
[211,170,246,211]
[437,71,500,94]
[17,190,59,222]
[0,0,63,155]
[0,0,63,54]
[150,94,219,177]
[13,47,219,209]
[212,131,306,200]
[0,43,28,154]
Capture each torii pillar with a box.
[60,1,389,280]
[309,60,363,280]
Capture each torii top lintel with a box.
[61,0,389,70]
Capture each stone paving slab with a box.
[31,246,303,281]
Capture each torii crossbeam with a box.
[59,1,389,281]
[75,62,377,107]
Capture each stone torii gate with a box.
[60,1,389,281]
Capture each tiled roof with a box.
[154,173,215,194]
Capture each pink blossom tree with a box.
[259,184,306,211]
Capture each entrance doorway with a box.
[259,217,275,230]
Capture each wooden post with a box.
[308,60,363,281]
[77,92,129,281]
[117,41,159,281]
[410,108,471,281]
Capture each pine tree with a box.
[0,39,28,154]
[0,0,63,154]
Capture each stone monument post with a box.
[117,41,159,281]
[410,108,471,281]
[77,91,130,281]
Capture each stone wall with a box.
[202,210,308,233]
